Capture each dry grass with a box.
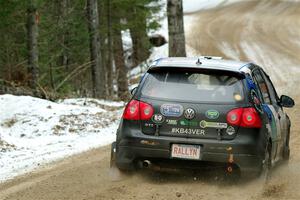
[1,118,17,128]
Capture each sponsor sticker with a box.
[184,108,196,120]
[179,119,198,127]
[171,128,205,136]
[246,75,256,90]
[160,104,183,117]
[152,114,165,124]
[226,126,235,135]
[166,119,178,125]
[199,120,227,129]
[205,110,219,119]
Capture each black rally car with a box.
[111,57,294,176]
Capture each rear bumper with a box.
[116,135,263,176]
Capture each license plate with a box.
[171,144,201,160]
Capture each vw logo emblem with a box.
[184,108,195,120]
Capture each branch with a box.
[54,61,92,91]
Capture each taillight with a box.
[139,101,154,120]
[123,100,140,120]
[241,107,261,128]
[227,108,243,126]
[227,107,261,128]
[122,100,154,120]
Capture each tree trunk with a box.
[60,0,70,71]
[105,0,113,97]
[87,0,105,98]
[113,26,129,100]
[167,0,186,57]
[27,0,39,91]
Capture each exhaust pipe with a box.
[142,160,151,168]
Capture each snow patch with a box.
[183,0,242,13]
[0,95,123,182]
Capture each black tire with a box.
[283,130,290,161]
[260,143,272,182]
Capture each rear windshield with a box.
[141,70,245,103]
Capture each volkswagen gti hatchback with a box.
[111,57,295,177]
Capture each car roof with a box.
[149,57,253,74]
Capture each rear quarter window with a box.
[141,69,245,104]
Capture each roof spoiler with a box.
[147,66,246,79]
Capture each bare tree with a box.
[167,0,186,57]
[27,0,39,91]
[87,0,105,98]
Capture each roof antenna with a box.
[196,58,202,65]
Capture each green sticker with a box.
[179,120,198,127]
[166,119,178,125]
[205,110,220,119]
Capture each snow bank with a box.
[0,95,124,182]
[183,0,241,13]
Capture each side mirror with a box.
[279,95,295,108]
[130,87,138,96]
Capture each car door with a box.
[251,68,282,162]
[260,69,288,160]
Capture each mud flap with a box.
[110,142,116,168]
[283,146,290,161]
[109,142,130,181]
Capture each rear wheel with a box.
[283,146,290,161]
[283,130,290,161]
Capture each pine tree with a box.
[0,0,162,99]
[27,0,39,91]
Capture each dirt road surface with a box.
[1,1,300,199]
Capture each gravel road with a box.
[1,1,300,199]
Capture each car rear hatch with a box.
[138,67,247,140]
